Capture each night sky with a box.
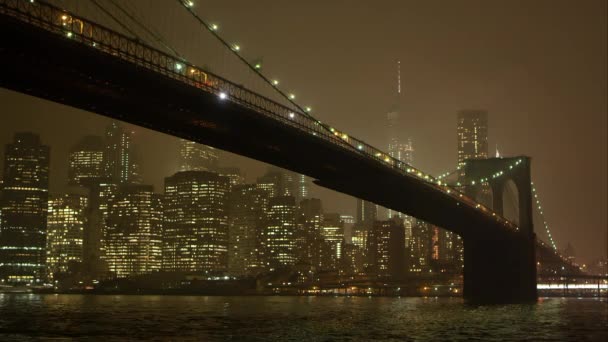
[1,0,606,263]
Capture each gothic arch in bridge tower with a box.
[463,156,533,236]
[502,179,520,225]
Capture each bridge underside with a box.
[0,12,536,304]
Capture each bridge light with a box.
[305,107,312,112]
[357,145,363,150]
[66,32,73,38]
[61,15,68,20]
[175,63,183,71]
[272,79,279,86]
[289,94,296,100]
[254,63,262,69]
[218,92,227,100]
[186,0,194,7]
[232,44,241,52]
[210,24,219,31]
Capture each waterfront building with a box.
[227,184,269,276]
[104,184,163,278]
[163,171,230,274]
[366,218,406,280]
[265,196,297,269]
[46,194,87,279]
[0,133,50,284]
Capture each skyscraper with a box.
[46,194,87,279]
[0,133,50,284]
[104,122,141,184]
[163,171,230,274]
[104,184,163,278]
[265,196,297,269]
[365,217,406,280]
[457,110,488,173]
[356,199,377,230]
[256,166,294,198]
[179,139,219,172]
[68,135,106,187]
[218,167,245,188]
[386,60,414,222]
[227,184,269,276]
[321,213,345,262]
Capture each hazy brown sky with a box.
[1,0,606,262]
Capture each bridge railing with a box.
[0,0,517,231]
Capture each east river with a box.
[0,294,606,341]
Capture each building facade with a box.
[227,184,269,276]
[366,218,406,280]
[68,135,106,187]
[0,133,50,284]
[179,139,219,172]
[163,171,230,274]
[104,122,141,184]
[265,196,297,269]
[46,194,87,279]
[104,185,163,278]
[457,110,488,173]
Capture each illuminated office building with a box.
[68,135,106,187]
[265,196,297,269]
[218,167,245,188]
[356,199,377,230]
[163,171,230,274]
[366,218,405,280]
[104,122,141,184]
[46,194,87,279]
[0,133,50,284]
[83,182,117,279]
[256,166,295,198]
[321,213,345,261]
[104,184,163,278]
[340,214,355,243]
[457,110,488,174]
[179,139,219,172]
[227,184,269,276]
[407,219,433,273]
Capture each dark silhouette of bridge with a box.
[0,0,579,303]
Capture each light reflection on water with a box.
[0,294,606,341]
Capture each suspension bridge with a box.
[0,0,583,303]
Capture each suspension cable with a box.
[173,0,335,136]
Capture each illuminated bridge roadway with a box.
[0,0,576,303]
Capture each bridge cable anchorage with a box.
[531,182,558,252]
[174,0,333,134]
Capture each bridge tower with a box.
[463,156,537,303]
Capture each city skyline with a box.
[0,0,606,266]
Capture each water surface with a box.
[0,294,606,341]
